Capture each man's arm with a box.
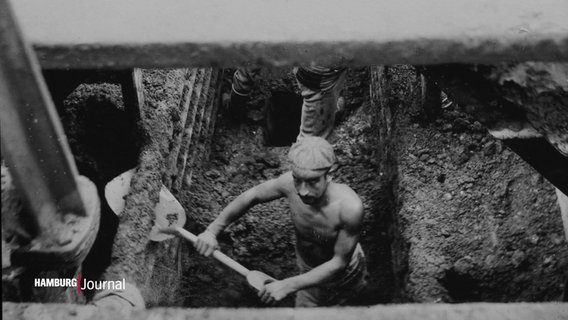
[259,199,364,302]
[195,173,289,256]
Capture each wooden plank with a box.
[9,0,568,68]
[204,70,224,160]
[504,138,568,195]
[556,188,568,241]
[0,0,84,231]
[172,68,207,191]
[119,68,144,125]
[164,68,196,189]
[179,68,213,190]
[1,0,100,274]
[201,69,221,142]
[3,301,568,320]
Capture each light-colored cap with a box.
[288,137,336,177]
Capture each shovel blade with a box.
[105,169,186,242]
[247,270,276,291]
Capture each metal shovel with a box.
[105,169,276,291]
[158,226,276,291]
[104,169,187,242]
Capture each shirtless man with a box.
[195,137,368,306]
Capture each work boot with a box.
[441,91,453,109]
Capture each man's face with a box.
[292,170,329,205]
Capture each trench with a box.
[24,65,566,307]
[174,67,399,307]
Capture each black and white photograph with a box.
[1,0,568,319]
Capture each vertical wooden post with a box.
[120,68,145,120]
[0,0,100,302]
[0,0,86,238]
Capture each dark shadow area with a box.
[263,90,302,146]
[439,269,482,302]
[46,76,143,299]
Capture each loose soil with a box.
[391,66,567,302]
[398,96,568,302]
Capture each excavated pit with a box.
[3,65,566,308]
[176,67,397,307]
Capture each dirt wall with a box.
[385,66,568,302]
[100,68,221,306]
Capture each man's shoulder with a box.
[277,171,293,183]
[331,183,363,219]
[252,172,293,199]
[332,183,362,204]
[272,171,294,191]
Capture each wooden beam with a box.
[119,68,144,128]
[9,0,568,69]
[1,0,83,232]
[1,0,99,269]
[504,138,568,195]
[3,302,568,320]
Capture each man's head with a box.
[288,137,336,205]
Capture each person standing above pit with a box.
[228,65,346,140]
[194,137,368,307]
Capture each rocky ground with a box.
[398,97,568,302]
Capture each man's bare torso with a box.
[280,172,360,267]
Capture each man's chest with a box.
[288,198,341,240]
